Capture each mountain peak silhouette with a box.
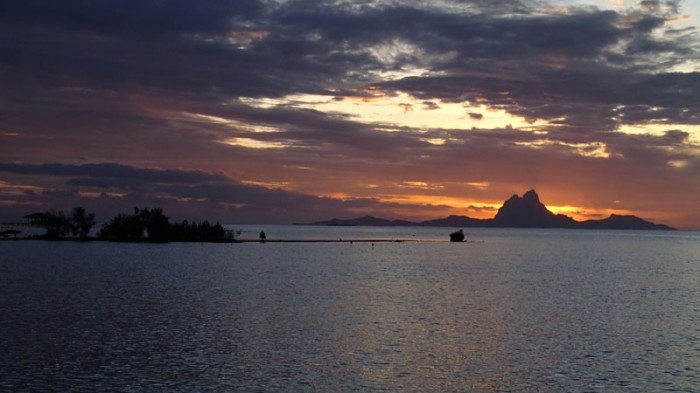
[494,189,575,227]
[522,189,540,202]
[308,189,675,230]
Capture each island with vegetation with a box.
[8,207,233,243]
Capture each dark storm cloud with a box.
[614,105,700,125]
[0,0,262,37]
[0,0,688,101]
[0,0,342,99]
[273,6,624,69]
[639,0,682,15]
[1,0,696,116]
[385,69,699,130]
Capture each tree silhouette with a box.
[71,207,96,239]
[43,210,71,239]
[136,207,172,242]
[98,207,227,242]
[99,207,173,242]
[98,211,145,240]
[33,207,97,239]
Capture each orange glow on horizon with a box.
[547,205,637,222]
[375,194,500,220]
[331,190,649,223]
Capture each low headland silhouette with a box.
[308,190,676,230]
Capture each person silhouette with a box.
[259,230,266,242]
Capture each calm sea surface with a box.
[2,227,700,392]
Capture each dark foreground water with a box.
[1,227,700,392]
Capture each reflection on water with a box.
[1,229,700,391]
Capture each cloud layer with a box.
[1,0,699,227]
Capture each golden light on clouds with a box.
[184,112,282,133]
[240,180,291,189]
[421,137,446,145]
[0,181,43,206]
[239,91,546,131]
[377,194,500,218]
[399,181,445,190]
[514,140,611,158]
[618,123,700,143]
[466,181,491,190]
[318,192,354,200]
[221,137,287,149]
[0,180,42,196]
[667,160,689,169]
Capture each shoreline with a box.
[1,237,467,244]
[239,239,458,243]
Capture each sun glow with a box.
[377,194,501,219]
[547,204,638,222]
[239,92,547,131]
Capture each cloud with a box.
[422,101,440,110]
[0,162,228,184]
[466,205,497,213]
[0,162,459,223]
[0,0,699,227]
[399,103,414,114]
[2,1,697,120]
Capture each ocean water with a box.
[1,227,700,392]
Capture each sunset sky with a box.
[1,0,699,228]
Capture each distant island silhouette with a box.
[308,190,676,230]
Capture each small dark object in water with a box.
[449,229,465,242]
[259,230,266,242]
